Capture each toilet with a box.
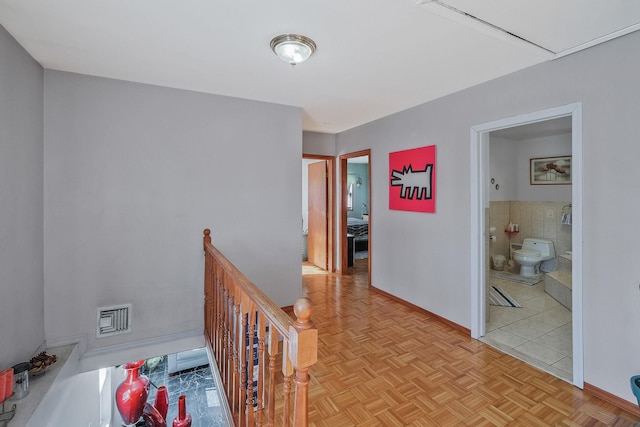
[513,238,556,277]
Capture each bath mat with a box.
[490,286,522,308]
[491,270,543,286]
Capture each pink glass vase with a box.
[153,385,169,421]
[115,360,150,426]
[172,395,192,427]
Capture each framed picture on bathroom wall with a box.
[530,155,572,185]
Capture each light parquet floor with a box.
[301,259,640,426]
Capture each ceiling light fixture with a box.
[270,34,316,67]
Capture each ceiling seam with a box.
[428,0,557,55]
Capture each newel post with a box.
[289,297,317,427]
[203,229,213,343]
[203,228,211,250]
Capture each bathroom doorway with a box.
[470,103,584,388]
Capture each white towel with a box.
[540,257,557,273]
[561,213,572,225]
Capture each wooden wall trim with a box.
[584,382,640,417]
[370,286,471,336]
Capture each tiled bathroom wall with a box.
[490,201,572,260]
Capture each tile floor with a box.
[140,350,229,427]
[481,273,573,382]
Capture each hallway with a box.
[301,259,639,426]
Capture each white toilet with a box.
[513,238,555,277]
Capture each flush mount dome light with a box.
[270,34,316,66]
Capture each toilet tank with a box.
[521,238,556,257]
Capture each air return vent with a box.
[97,304,132,338]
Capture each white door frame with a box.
[469,102,584,388]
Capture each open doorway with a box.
[470,103,583,387]
[302,155,335,272]
[340,150,371,283]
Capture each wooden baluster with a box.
[226,285,234,416]
[204,256,210,339]
[289,298,317,427]
[256,313,266,426]
[214,272,220,372]
[219,282,225,393]
[209,259,215,345]
[204,254,210,338]
[232,288,241,424]
[212,275,219,369]
[220,279,227,379]
[215,267,221,359]
[218,283,224,389]
[246,304,257,427]
[224,287,232,397]
[238,293,248,427]
[216,278,224,377]
[282,346,293,427]
[267,324,279,427]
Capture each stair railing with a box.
[203,229,317,426]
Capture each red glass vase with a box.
[143,402,167,427]
[153,385,169,421]
[115,360,150,426]
[172,395,192,427]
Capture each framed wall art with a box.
[389,145,436,213]
[530,155,572,185]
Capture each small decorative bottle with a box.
[154,385,169,421]
[172,395,192,427]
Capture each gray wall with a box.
[303,131,336,156]
[43,70,302,351]
[490,132,572,202]
[0,26,44,368]
[336,31,640,403]
[347,163,369,218]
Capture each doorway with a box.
[470,103,584,387]
[339,150,371,283]
[303,155,335,272]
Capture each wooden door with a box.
[308,161,328,270]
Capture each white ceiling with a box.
[1,1,639,134]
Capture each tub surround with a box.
[545,253,573,310]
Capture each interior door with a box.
[308,161,328,270]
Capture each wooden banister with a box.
[203,229,317,426]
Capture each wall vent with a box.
[97,304,132,338]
